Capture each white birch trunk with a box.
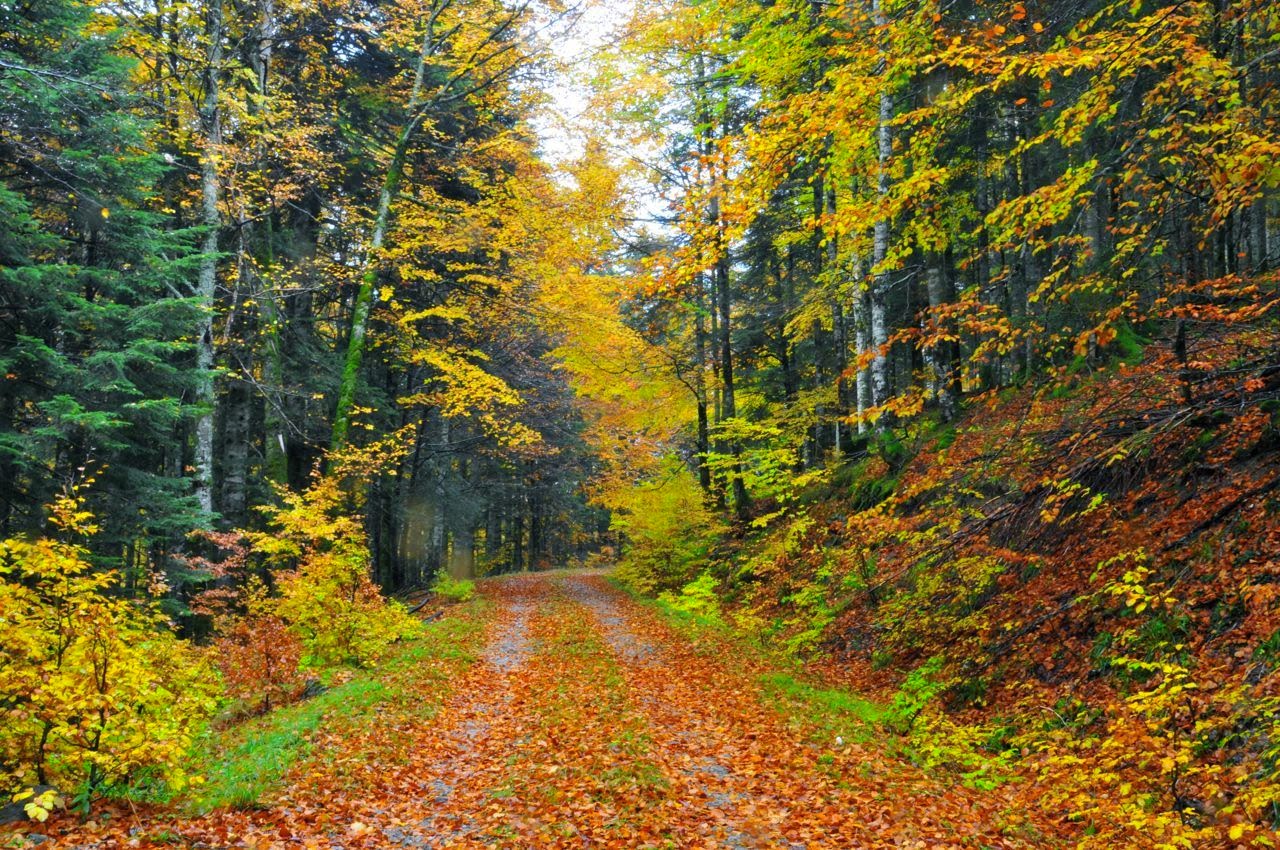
[852,251,871,434]
[194,0,224,519]
[870,0,892,411]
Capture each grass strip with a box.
[188,601,486,811]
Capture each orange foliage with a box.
[703,325,1280,846]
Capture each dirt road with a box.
[24,572,1059,848]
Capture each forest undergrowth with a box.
[6,573,1079,849]
[620,325,1280,848]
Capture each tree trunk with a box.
[529,488,542,569]
[332,22,436,449]
[775,252,800,405]
[924,251,957,421]
[249,0,287,484]
[485,492,502,566]
[1251,198,1269,273]
[828,182,846,452]
[870,0,892,414]
[429,412,449,577]
[218,379,251,525]
[713,194,749,517]
[694,273,712,493]
[194,0,224,520]
[850,246,870,433]
[811,170,827,466]
[512,490,525,573]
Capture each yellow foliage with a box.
[0,495,219,800]
[249,442,422,668]
[610,457,726,594]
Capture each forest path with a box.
[364,571,1049,849]
[31,571,1057,849]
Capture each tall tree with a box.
[0,0,202,554]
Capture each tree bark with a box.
[855,299,873,428]
[512,489,525,573]
[811,170,827,466]
[694,274,713,493]
[194,0,224,519]
[713,191,749,517]
[1251,198,1269,273]
[248,0,287,484]
[332,21,436,450]
[870,0,892,414]
[429,411,449,576]
[924,251,957,421]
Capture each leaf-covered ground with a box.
[8,572,1071,848]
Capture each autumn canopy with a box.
[1,0,1279,846]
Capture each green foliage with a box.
[871,429,909,471]
[759,672,885,744]
[611,457,725,594]
[705,419,830,527]
[433,573,477,603]
[876,658,1016,790]
[658,572,723,623]
[886,656,947,734]
[0,0,203,564]
[834,454,901,512]
[902,712,1018,793]
[780,578,836,655]
[1253,630,1280,667]
[1111,323,1150,366]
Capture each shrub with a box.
[432,573,476,603]
[212,600,306,715]
[0,495,220,805]
[192,534,307,716]
[886,655,947,734]
[195,443,422,686]
[659,571,723,623]
[610,458,725,594]
[253,461,421,668]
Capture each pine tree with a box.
[0,0,203,566]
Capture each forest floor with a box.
[11,571,1074,849]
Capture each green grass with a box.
[608,575,730,637]
[186,601,486,812]
[190,678,387,810]
[759,671,886,745]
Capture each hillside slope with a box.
[629,330,1280,848]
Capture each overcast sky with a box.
[527,0,676,234]
[529,0,627,164]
